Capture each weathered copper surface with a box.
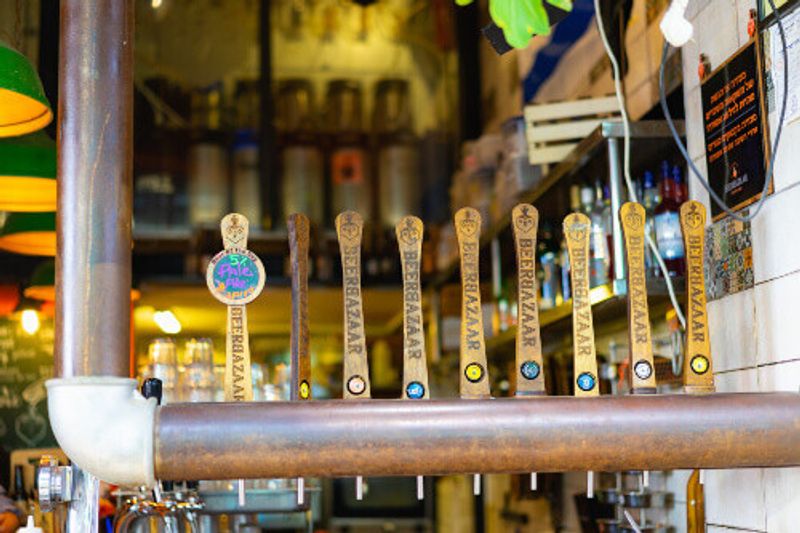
[287,213,311,401]
[155,393,800,480]
[56,0,134,377]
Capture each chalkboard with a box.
[0,317,56,453]
[701,39,772,221]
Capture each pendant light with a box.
[0,131,56,212]
[0,42,53,137]
[0,211,56,256]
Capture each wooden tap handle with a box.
[209,213,262,403]
[396,216,429,400]
[288,213,311,401]
[336,211,371,399]
[564,213,600,397]
[619,202,657,394]
[225,305,254,401]
[511,204,546,396]
[680,201,715,394]
[455,207,490,399]
[221,213,249,250]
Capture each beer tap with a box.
[511,204,546,491]
[680,201,715,395]
[396,216,430,500]
[564,213,600,498]
[206,213,265,507]
[454,207,491,496]
[620,202,658,488]
[288,213,312,506]
[336,211,372,500]
[682,201,715,486]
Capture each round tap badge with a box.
[405,381,425,399]
[520,361,540,380]
[298,380,310,400]
[690,355,710,375]
[576,372,597,392]
[633,360,653,380]
[347,375,367,395]
[206,249,266,306]
[464,362,485,383]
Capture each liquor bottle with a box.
[232,80,262,229]
[277,79,324,227]
[642,171,659,277]
[672,165,687,203]
[579,183,594,215]
[559,185,581,301]
[654,163,686,276]
[13,464,27,515]
[590,180,611,287]
[187,83,228,227]
[538,221,561,309]
[374,79,419,231]
[327,80,372,223]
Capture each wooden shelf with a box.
[425,120,685,290]
[485,277,685,357]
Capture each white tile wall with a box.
[704,465,766,531]
[758,361,800,533]
[766,118,800,193]
[714,366,759,392]
[684,85,705,161]
[752,184,800,283]
[755,272,800,364]
[680,0,799,528]
[708,289,757,371]
[691,0,740,68]
[707,526,765,533]
[735,0,757,46]
[763,466,800,533]
[688,155,711,212]
[758,358,800,392]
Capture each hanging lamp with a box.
[0,131,56,211]
[0,42,53,137]
[0,211,56,256]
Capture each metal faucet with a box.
[113,486,204,533]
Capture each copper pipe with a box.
[155,392,800,480]
[56,0,134,377]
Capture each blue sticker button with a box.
[406,381,425,399]
[576,372,596,392]
[520,361,541,380]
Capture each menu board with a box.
[0,317,56,452]
[701,40,771,221]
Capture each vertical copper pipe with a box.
[56,0,133,377]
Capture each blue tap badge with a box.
[406,381,425,399]
[576,372,596,392]
[520,361,541,380]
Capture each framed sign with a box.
[700,39,772,221]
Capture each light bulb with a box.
[154,310,181,334]
[21,309,40,335]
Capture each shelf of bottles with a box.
[427,121,688,358]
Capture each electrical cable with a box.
[593,0,687,329]
[659,0,789,224]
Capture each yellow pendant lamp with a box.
[0,131,56,211]
[0,211,56,256]
[0,42,53,137]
